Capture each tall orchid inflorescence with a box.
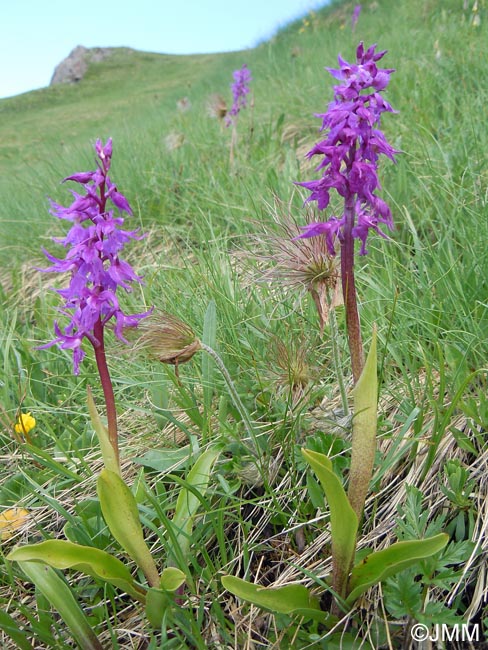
[351,5,362,32]
[40,138,150,464]
[226,64,252,126]
[296,43,397,382]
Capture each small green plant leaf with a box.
[324,633,374,650]
[133,446,191,472]
[159,566,186,592]
[221,575,322,619]
[144,568,187,629]
[8,540,145,603]
[301,448,358,598]
[346,533,449,605]
[168,447,220,566]
[97,469,160,587]
[145,587,173,629]
[0,608,34,650]
[87,387,120,476]
[144,568,186,629]
[18,560,104,650]
[348,327,377,520]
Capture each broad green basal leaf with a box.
[97,469,159,587]
[348,327,377,520]
[346,533,449,605]
[221,575,322,620]
[8,540,145,603]
[301,448,358,598]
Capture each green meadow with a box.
[0,0,487,647]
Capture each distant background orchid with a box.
[225,64,253,166]
[351,4,362,32]
[226,64,252,126]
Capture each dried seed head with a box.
[164,132,185,151]
[176,97,191,112]
[207,94,228,120]
[135,312,201,365]
[255,196,342,330]
[271,336,315,406]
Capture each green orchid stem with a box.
[92,319,120,468]
[229,122,237,168]
[341,195,364,384]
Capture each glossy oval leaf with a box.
[8,540,145,603]
[19,561,103,650]
[221,575,322,620]
[160,566,186,592]
[346,533,449,605]
[301,448,358,595]
[97,469,160,587]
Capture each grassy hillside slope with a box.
[0,0,487,647]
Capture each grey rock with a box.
[50,45,113,86]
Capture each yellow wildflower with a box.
[14,412,36,435]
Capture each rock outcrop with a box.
[50,46,112,86]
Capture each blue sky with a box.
[1,0,328,99]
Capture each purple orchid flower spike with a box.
[39,138,152,466]
[39,137,150,374]
[295,43,397,256]
[226,64,252,126]
[295,43,398,382]
[351,5,361,32]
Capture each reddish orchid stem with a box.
[90,175,120,465]
[92,318,120,467]
[341,195,364,384]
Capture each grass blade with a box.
[19,561,103,650]
[168,447,220,566]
